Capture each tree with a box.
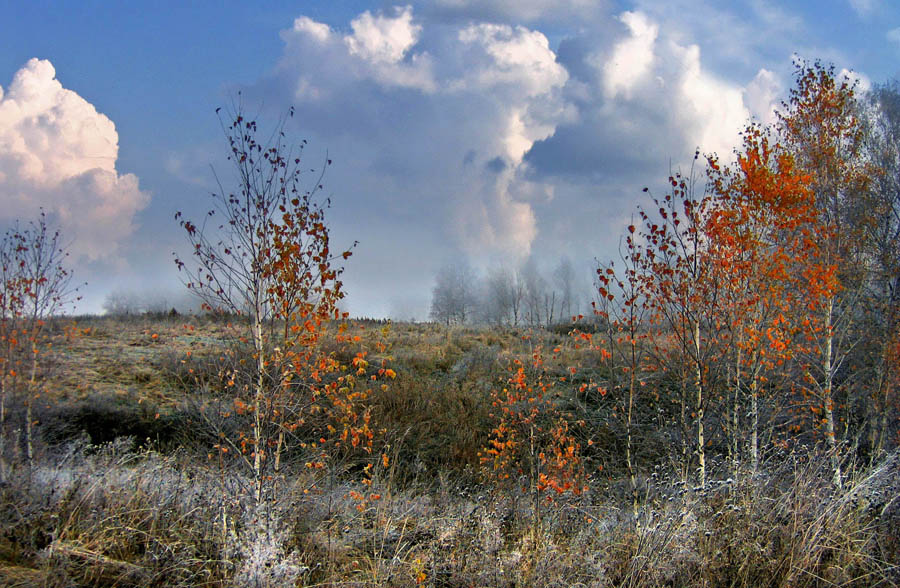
[553,256,578,321]
[0,212,80,476]
[483,264,527,326]
[862,81,900,455]
[0,229,25,482]
[706,124,817,474]
[520,258,550,327]
[430,260,477,325]
[592,224,651,518]
[102,289,144,316]
[777,61,872,487]
[481,345,585,533]
[482,265,515,325]
[639,158,728,488]
[175,104,380,508]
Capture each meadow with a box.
[1,61,898,588]
[0,313,896,587]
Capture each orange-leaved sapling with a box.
[481,341,585,533]
[175,103,391,518]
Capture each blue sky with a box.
[1,1,898,318]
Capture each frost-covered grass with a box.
[0,438,897,587]
[0,316,897,586]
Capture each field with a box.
[0,313,897,587]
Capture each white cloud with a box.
[453,23,570,162]
[602,11,658,99]
[346,6,421,64]
[630,0,805,79]
[452,169,538,258]
[261,5,804,315]
[272,9,570,259]
[673,42,750,158]
[292,16,331,43]
[0,58,149,260]
[457,23,567,98]
[541,11,749,168]
[743,68,781,126]
[839,67,871,93]
[282,9,435,93]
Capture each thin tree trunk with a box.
[822,297,842,489]
[0,376,6,484]
[680,365,689,483]
[879,374,892,456]
[26,347,38,468]
[627,359,638,520]
[273,430,284,498]
[750,374,759,475]
[732,335,743,477]
[530,422,541,534]
[876,302,898,457]
[253,285,267,505]
[693,320,705,488]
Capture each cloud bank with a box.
[0,58,149,260]
[240,5,790,316]
[271,6,574,259]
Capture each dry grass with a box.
[0,316,896,586]
[1,439,897,586]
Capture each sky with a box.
[1,0,898,319]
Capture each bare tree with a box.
[553,256,577,321]
[482,265,524,326]
[863,81,900,455]
[102,289,144,316]
[520,258,549,327]
[430,259,477,325]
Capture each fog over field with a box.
[1,1,898,317]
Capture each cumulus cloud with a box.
[280,7,435,95]
[452,23,570,162]
[250,5,798,315]
[627,0,804,78]
[743,68,781,126]
[528,9,754,185]
[0,58,149,260]
[674,43,750,158]
[602,11,658,99]
[345,6,421,64]
[268,7,570,259]
[455,24,567,98]
[839,67,871,93]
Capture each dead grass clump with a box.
[369,371,494,484]
[1,439,227,587]
[645,450,900,587]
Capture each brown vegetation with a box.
[0,315,895,587]
[0,63,898,586]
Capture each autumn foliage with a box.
[583,60,896,490]
[175,105,391,507]
[0,212,80,476]
[482,343,585,525]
